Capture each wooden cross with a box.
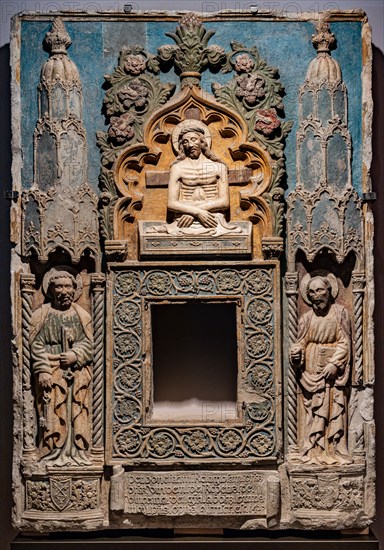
[145,167,253,188]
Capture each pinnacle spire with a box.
[44,17,71,55]
[312,19,336,54]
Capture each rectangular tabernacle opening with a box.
[150,301,239,422]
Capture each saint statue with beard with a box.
[30,269,93,466]
[290,274,352,465]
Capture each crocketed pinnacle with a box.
[40,17,81,87]
[306,19,341,84]
[44,17,71,55]
[312,19,336,53]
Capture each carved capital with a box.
[20,273,36,294]
[104,240,128,262]
[285,272,299,295]
[352,272,366,292]
[261,237,284,260]
[91,273,106,291]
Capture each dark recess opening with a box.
[151,301,238,420]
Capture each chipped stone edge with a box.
[13,8,368,23]
[361,19,376,524]
[10,13,25,530]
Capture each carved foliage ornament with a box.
[291,474,363,512]
[26,478,99,512]
[212,41,292,159]
[97,14,291,249]
[110,266,279,462]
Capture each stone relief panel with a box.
[98,13,291,261]
[289,273,351,465]
[22,17,100,267]
[285,19,368,458]
[26,477,100,513]
[30,268,93,466]
[11,9,373,532]
[108,264,280,463]
[290,473,363,513]
[110,469,280,528]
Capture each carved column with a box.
[352,271,365,385]
[20,273,36,455]
[91,273,106,453]
[285,271,298,451]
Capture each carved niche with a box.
[11,10,374,533]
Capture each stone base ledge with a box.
[11,531,379,549]
[139,221,252,257]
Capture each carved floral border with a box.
[108,264,280,463]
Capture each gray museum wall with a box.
[0,1,382,548]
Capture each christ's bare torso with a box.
[174,158,224,202]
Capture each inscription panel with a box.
[121,470,270,516]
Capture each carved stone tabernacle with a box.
[11,10,374,534]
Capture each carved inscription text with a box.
[123,471,267,516]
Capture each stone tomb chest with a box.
[11,9,374,532]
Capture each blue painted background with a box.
[20,18,363,194]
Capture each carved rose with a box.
[117,272,140,295]
[117,366,140,391]
[118,79,149,109]
[246,270,271,294]
[247,331,270,358]
[254,108,281,136]
[116,300,141,326]
[124,54,147,75]
[250,431,273,455]
[114,332,140,359]
[28,482,50,511]
[115,398,139,423]
[234,53,255,73]
[247,298,271,324]
[108,113,135,144]
[149,432,173,456]
[217,270,241,292]
[219,429,242,451]
[236,73,266,106]
[146,272,171,294]
[185,430,209,453]
[116,430,141,453]
[71,480,98,510]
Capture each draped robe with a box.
[30,303,93,463]
[295,304,351,463]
